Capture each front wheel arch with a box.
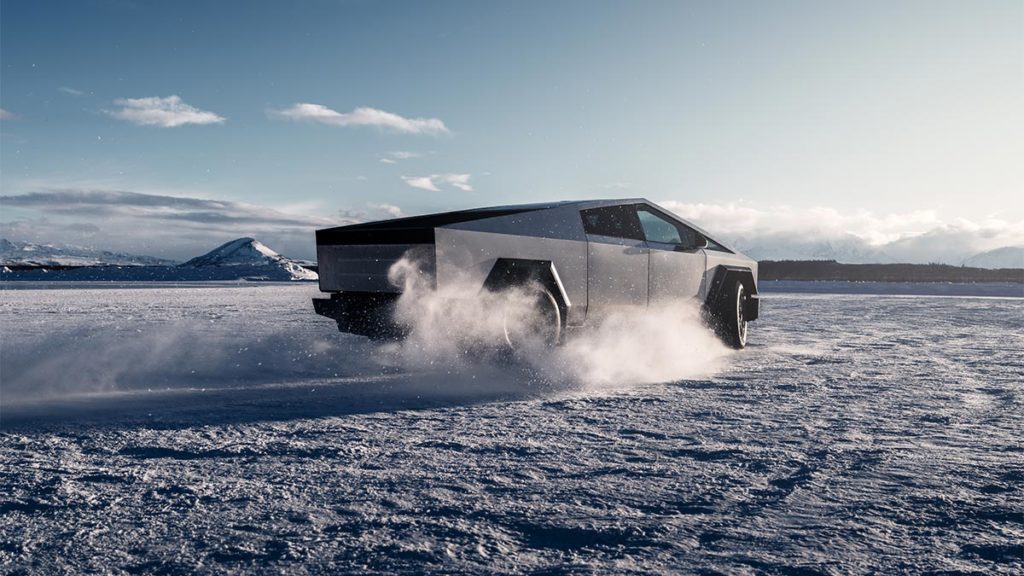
[703,266,757,348]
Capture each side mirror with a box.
[675,234,708,252]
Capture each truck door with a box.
[581,205,649,318]
[636,205,707,304]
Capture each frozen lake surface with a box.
[1,283,1022,574]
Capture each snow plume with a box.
[0,323,366,404]
[553,301,730,387]
[378,255,731,390]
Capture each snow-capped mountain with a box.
[962,246,1024,270]
[179,237,318,280]
[0,238,176,267]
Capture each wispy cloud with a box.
[368,202,404,218]
[58,86,85,96]
[0,189,330,260]
[379,151,423,164]
[0,108,16,121]
[1,189,325,227]
[660,200,1024,264]
[107,95,225,127]
[335,202,405,225]
[270,103,449,135]
[401,173,473,192]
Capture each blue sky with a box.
[1,0,1022,262]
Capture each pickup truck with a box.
[313,199,759,348]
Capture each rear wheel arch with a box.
[483,259,570,312]
[483,258,570,347]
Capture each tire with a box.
[502,287,562,351]
[718,280,749,349]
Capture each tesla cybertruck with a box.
[313,199,759,348]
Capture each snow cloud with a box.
[401,173,473,192]
[270,103,449,135]
[107,95,226,127]
[660,201,1024,265]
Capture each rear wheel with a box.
[502,287,562,351]
[718,280,748,349]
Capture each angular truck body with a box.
[313,199,759,348]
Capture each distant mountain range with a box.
[3,235,1021,284]
[730,235,1024,270]
[1,237,317,281]
[759,260,1023,283]
[961,246,1024,270]
[0,238,176,267]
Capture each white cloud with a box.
[0,109,16,121]
[270,103,449,135]
[401,176,441,192]
[659,200,1024,264]
[401,173,473,192]
[368,202,404,218]
[334,202,405,224]
[58,86,85,96]
[107,95,225,127]
[0,188,332,260]
[380,151,425,164]
[379,151,423,164]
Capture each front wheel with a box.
[718,280,748,349]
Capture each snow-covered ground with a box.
[1,283,1021,573]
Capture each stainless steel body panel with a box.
[585,235,649,315]
[704,250,759,293]
[647,242,707,303]
[446,204,587,242]
[434,228,589,325]
[317,243,433,293]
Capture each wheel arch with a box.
[482,258,571,320]
[704,265,759,321]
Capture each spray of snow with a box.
[378,255,731,390]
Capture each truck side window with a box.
[636,206,699,248]
[580,206,644,240]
